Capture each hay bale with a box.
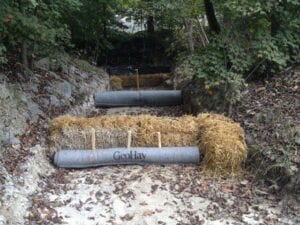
[110,76,123,90]
[111,73,171,88]
[49,113,247,173]
[49,114,198,154]
[197,114,247,173]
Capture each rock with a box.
[35,58,49,70]
[27,100,42,121]
[65,65,76,75]
[79,71,88,79]
[0,215,7,225]
[1,131,20,145]
[245,134,255,145]
[21,82,39,93]
[0,84,28,142]
[38,98,50,108]
[48,71,60,80]
[0,83,10,99]
[294,128,300,145]
[265,110,274,124]
[46,80,73,102]
[55,81,72,99]
[49,95,62,107]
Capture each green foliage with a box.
[0,0,80,66]
[0,0,299,78]
[123,0,204,29]
[179,39,247,109]
[177,0,300,111]
[65,0,124,61]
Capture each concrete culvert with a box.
[54,147,200,168]
[94,90,182,107]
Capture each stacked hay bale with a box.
[110,73,171,89]
[49,113,247,173]
[110,76,123,90]
[196,114,247,173]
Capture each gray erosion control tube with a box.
[54,147,200,168]
[94,90,182,107]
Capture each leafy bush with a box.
[177,0,300,113]
[178,34,248,112]
[0,45,7,65]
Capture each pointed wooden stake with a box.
[127,130,132,149]
[157,132,161,148]
[135,69,140,90]
[91,128,96,150]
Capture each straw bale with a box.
[110,76,123,90]
[49,114,198,154]
[49,113,247,173]
[110,73,171,88]
[197,114,247,173]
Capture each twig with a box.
[246,59,266,81]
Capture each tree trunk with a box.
[147,16,154,34]
[102,4,107,39]
[270,13,279,36]
[19,0,28,68]
[204,0,221,34]
[21,41,28,69]
[185,20,194,53]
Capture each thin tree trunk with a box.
[197,18,209,46]
[102,4,107,38]
[19,0,29,68]
[270,13,279,36]
[204,0,221,34]
[21,41,28,69]
[147,16,154,34]
[185,20,194,53]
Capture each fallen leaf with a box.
[143,209,155,216]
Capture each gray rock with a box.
[48,80,72,100]
[79,71,88,79]
[295,129,300,145]
[1,131,20,145]
[34,58,49,70]
[0,215,7,225]
[48,71,60,80]
[21,82,39,93]
[245,134,255,145]
[0,83,10,99]
[49,95,61,107]
[64,65,76,75]
[27,100,42,121]
[265,110,274,124]
[38,98,50,108]
[0,84,28,141]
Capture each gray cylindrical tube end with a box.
[94,90,182,107]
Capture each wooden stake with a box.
[157,132,161,148]
[135,69,139,90]
[91,128,96,150]
[127,130,132,149]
